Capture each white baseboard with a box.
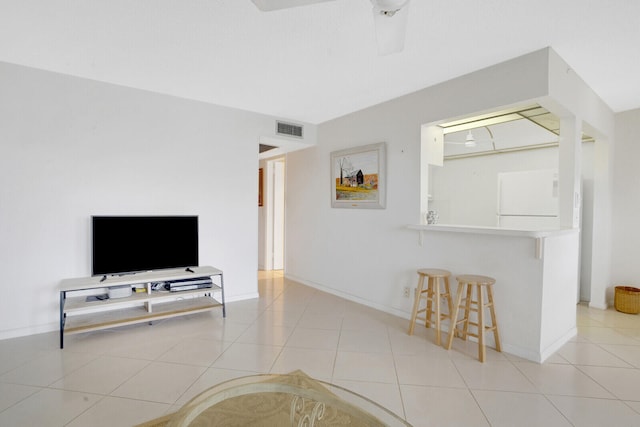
[589,301,608,310]
[0,323,58,342]
[224,293,260,303]
[284,273,410,320]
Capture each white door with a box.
[272,160,285,270]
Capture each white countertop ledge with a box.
[408,224,579,238]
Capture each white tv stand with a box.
[59,266,225,349]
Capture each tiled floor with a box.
[1,271,639,426]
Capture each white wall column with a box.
[589,139,613,309]
[558,116,582,229]
[420,125,444,223]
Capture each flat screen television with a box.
[92,216,199,276]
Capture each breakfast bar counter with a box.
[408,224,580,362]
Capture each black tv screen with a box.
[92,216,199,276]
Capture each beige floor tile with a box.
[296,312,344,330]
[395,354,466,388]
[157,338,229,366]
[235,323,294,346]
[616,327,640,342]
[557,341,633,367]
[105,333,183,360]
[541,352,571,364]
[0,346,48,376]
[388,327,451,357]
[175,367,258,405]
[222,306,264,324]
[626,400,640,415]
[333,351,397,383]
[342,311,392,331]
[338,329,392,353]
[453,359,537,393]
[210,342,282,372]
[401,385,489,427]
[599,343,640,368]
[332,379,405,420]
[270,347,336,379]
[50,355,150,394]
[513,361,614,398]
[65,396,170,427]
[577,365,640,400]
[0,388,101,426]
[447,337,509,362]
[185,318,250,342]
[0,349,97,387]
[286,327,340,350]
[472,389,571,427]
[60,328,132,355]
[111,361,206,404]
[0,382,40,412]
[257,308,304,327]
[578,326,640,345]
[3,273,640,426]
[304,297,347,316]
[548,395,640,427]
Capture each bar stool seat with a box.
[445,274,501,362]
[408,268,454,345]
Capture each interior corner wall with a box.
[611,108,640,291]
[284,49,552,315]
[285,48,611,319]
[0,61,300,340]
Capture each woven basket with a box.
[614,286,640,314]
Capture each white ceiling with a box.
[1,1,639,124]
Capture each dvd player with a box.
[167,283,213,292]
[164,277,213,292]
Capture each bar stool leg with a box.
[408,274,425,335]
[461,284,472,340]
[477,284,486,362]
[444,276,454,322]
[434,277,442,345]
[425,277,434,328]
[487,284,502,352]
[445,282,464,350]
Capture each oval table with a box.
[139,371,412,427]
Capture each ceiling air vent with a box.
[276,121,303,138]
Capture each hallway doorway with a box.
[259,157,285,271]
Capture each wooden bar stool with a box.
[445,275,501,362]
[408,269,454,345]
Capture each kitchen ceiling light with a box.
[464,131,477,148]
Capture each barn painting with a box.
[331,143,386,209]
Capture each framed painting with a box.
[330,142,386,209]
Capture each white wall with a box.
[0,61,315,339]
[285,48,612,318]
[285,49,551,314]
[611,109,640,291]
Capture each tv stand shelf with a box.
[59,266,225,348]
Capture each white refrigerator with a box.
[497,169,559,230]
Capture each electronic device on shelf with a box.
[165,277,213,292]
[91,215,199,276]
[107,284,132,299]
